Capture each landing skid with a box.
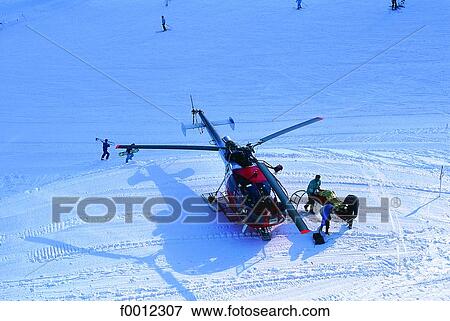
[201,191,233,214]
[202,192,273,241]
[258,227,272,241]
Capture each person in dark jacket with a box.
[161,16,167,31]
[391,0,398,10]
[100,138,110,160]
[304,175,321,214]
[340,195,359,229]
[125,143,136,164]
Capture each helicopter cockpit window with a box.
[241,184,260,206]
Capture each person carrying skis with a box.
[161,16,167,31]
[125,143,136,164]
[391,0,398,10]
[296,0,303,10]
[304,175,321,214]
[318,202,334,235]
[97,138,111,160]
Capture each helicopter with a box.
[116,105,323,240]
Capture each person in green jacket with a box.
[304,175,321,214]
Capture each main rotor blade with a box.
[253,117,323,146]
[115,144,221,151]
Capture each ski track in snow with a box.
[1,149,448,300]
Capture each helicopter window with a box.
[241,183,260,206]
[240,182,271,203]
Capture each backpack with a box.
[313,232,325,245]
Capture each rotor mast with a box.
[196,110,225,149]
[189,96,225,149]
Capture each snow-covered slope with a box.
[0,0,449,300]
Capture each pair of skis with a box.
[95,137,115,145]
[118,149,140,157]
[156,26,173,33]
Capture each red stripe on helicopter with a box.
[233,166,268,184]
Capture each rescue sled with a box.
[289,189,359,225]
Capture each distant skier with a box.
[318,202,334,235]
[304,175,322,214]
[161,15,167,31]
[296,0,303,10]
[96,138,111,160]
[391,0,398,10]
[125,143,136,164]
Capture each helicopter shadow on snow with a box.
[24,235,201,300]
[128,164,267,276]
[24,164,260,301]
